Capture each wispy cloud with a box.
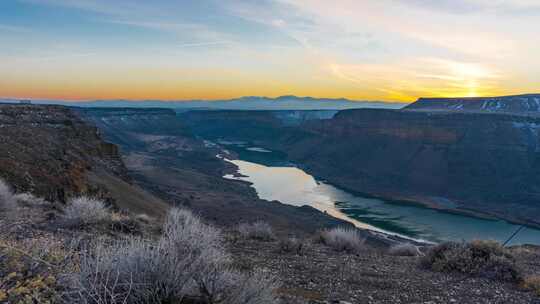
[0,24,30,33]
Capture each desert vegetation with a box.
[522,276,540,296]
[277,237,304,255]
[388,243,421,257]
[61,196,112,227]
[317,227,365,253]
[0,180,279,304]
[69,208,279,304]
[421,240,522,282]
[0,179,15,210]
[238,221,275,241]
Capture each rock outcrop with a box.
[0,104,123,201]
[404,94,540,115]
[180,107,540,227]
[0,104,169,217]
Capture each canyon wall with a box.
[181,108,540,227]
[405,94,540,114]
[0,105,122,201]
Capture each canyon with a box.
[180,95,540,229]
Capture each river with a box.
[221,145,540,245]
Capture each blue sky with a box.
[1,0,539,102]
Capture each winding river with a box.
[222,145,540,245]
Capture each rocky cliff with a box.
[284,109,540,226]
[78,108,351,235]
[181,108,540,227]
[0,104,168,216]
[0,104,124,201]
[405,94,540,115]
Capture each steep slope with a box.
[405,94,540,114]
[77,108,357,236]
[0,104,168,217]
[287,109,540,227]
[180,108,540,228]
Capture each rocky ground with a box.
[229,237,540,304]
[2,195,539,304]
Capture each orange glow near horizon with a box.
[1,1,538,103]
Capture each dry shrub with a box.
[277,237,304,255]
[318,227,365,253]
[70,208,279,304]
[421,240,522,282]
[109,213,142,234]
[389,243,421,257]
[238,221,275,241]
[62,196,111,227]
[521,276,540,296]
[0,179,16,210]
[13,192,47,206]
[134,213,152,223]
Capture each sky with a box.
[1,0,539,103]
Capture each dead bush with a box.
[318,227,365,253]
[0,179,16,210]
[61,196,111,227]
[277,237,304,255]
[70,208,280,304]
[389,243,421,257]
[421,240,522,282]
[238,221,275,241]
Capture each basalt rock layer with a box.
[404,94,540,114]
[0,104,168,216]
[0,104,126,201]
[285,109,540,226]
[181,108,540,227]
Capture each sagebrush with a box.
[318,227,365,253]
[62,196,111,227]
[421,240,522,282]
[277,237,304,255]
[0,179,15,210]
[238,221,275,241]
[71,208,279,304]
[389,243,421,256]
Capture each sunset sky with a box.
[1,0,539,102]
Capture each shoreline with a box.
[221,155,432,246]
[219,147,540,246]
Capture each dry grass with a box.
[238,221,275,241]
[521,276,540,296]
[277,237,304,255]
[389,243,421,257]
[62,196,111,227]
[318,227,365,253]
[70,208,280,304]
[421,240,522,282]
[0,179,16,210]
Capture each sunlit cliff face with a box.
[1,0,538,102]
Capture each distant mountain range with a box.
[0,95,405,110]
